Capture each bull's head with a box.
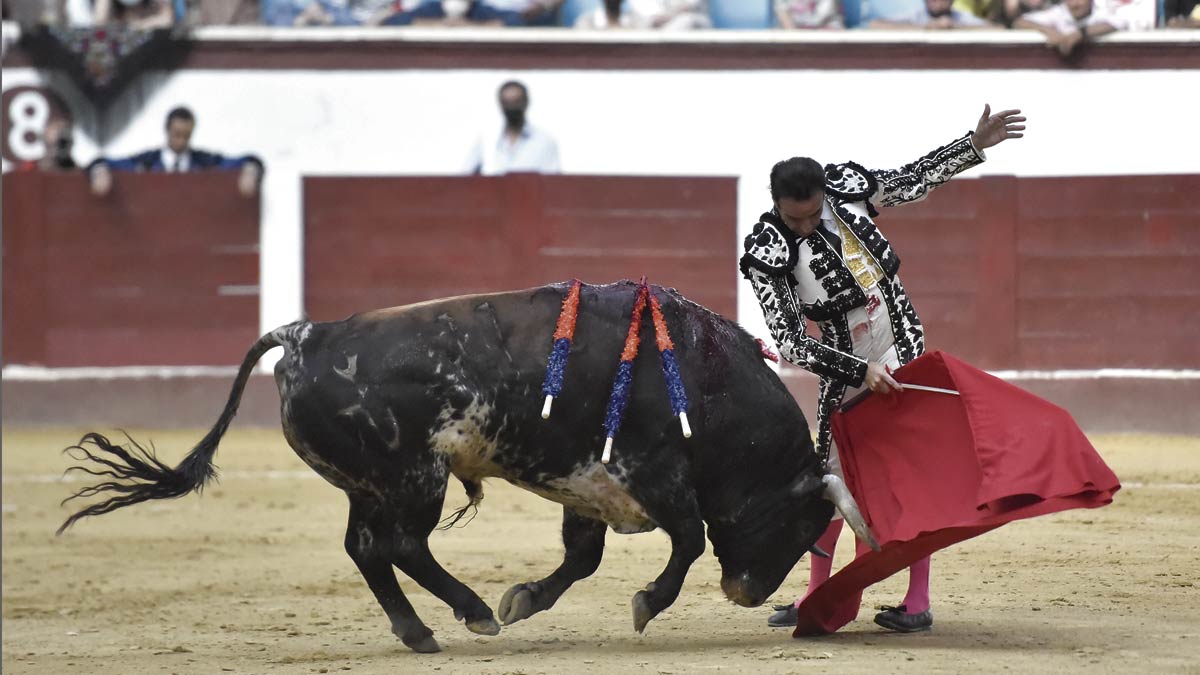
[710,472,879,608]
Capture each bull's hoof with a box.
[466,616,501,636]
[632,590,657,634]
[498,583,538,625]
[402,634,442,654]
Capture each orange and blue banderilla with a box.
[602,280,650,463]
[649,289,691,440]
[541,279,582,419]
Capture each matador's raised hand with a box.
[971,104,1026,151]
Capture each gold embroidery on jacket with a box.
[836,219,883,290]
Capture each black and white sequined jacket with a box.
[740,132,985,462]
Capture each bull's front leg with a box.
[628,471,706,633]
[498,507,607,625]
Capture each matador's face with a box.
[775,192,826,239]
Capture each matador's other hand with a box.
[971,104,1026,150]
[865,362,902,395]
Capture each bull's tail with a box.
[57,325,300,535]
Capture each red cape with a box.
[793,351,1120,636]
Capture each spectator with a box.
[991,0,1052,27]
[1163,0,1199,26]
[574,0,712,30]
[463,80,560,176]
[774,0,845,29]
[259,0,416,25]
[93,0,176,28]
[485,0,563,24]
[88,106,264,197]
[290,0,396,25]
[868,0,994,27]
[574,0,634,27]
[37,119,80,171]
[382,0,561,26]
[950,0,995,18]
[1013,0,1126,55]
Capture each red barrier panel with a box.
[848,174,1200,371]
[5,173,1195,371]
[303,174,739,322]
[1,172,260,366]
[1015,176,1200,369]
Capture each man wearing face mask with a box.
[463,80,561,176]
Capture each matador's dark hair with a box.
[769,156,825,203]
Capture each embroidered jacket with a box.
[740,131,985,462]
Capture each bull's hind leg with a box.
[344,497,442,653]
[379,468,502,637]
[346,491,500,653]
[498,507,608,625]
[388,525,502,639]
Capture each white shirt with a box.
[160,147,191,172]
[807,201,894,358]
[464,123,561,176]
[797,201,900,479]
[1020,3,1128,32]
[574,0,710,29]
[819,201,838,237]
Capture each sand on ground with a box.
[3,427,1199,675]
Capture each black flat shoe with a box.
[873,605,933,633]
[767,604,798,628]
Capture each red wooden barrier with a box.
[1015,176,1200,369]
[851,174,1200,370]
[2,172,260,366]
[4,173,1195,371]
[303,174,739,322]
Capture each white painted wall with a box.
[4,58,1199,367]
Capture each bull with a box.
[59,280,876,653]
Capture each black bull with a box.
[60,280,837,653]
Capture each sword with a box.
[840,382,960,412]
[900,383,960,396]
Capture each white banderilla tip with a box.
[679,412,692,438]
[541,395,553,419]
[602,436,614,464]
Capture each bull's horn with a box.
[822,474,881,551]
[809,545,831,559]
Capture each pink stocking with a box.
[797,519,844,606]
[900,555,932,614]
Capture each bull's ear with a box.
[789,474,824,501]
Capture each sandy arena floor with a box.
[3,427,1199,674]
